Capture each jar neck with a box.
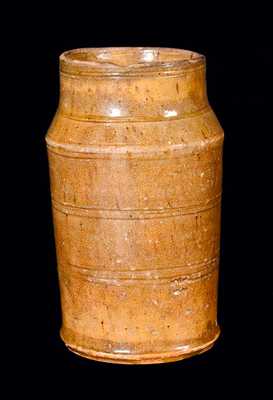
[58,48,208,122]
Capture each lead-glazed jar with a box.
[46,47,224,364]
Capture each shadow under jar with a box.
[46,47,224,364]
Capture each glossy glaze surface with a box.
[46,48,224,364]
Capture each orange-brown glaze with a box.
[46,48,224,364]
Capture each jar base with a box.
[61,329,220,365]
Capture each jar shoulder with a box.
[46,107,224,151]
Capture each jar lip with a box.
[60,47,205,76]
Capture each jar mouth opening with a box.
[60,47,205,76]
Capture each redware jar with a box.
[46,47,224,364]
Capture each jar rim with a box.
[60,47,205,76]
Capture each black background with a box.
[11,5,272,393]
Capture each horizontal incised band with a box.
[60,255,219,283]
[57,104,209,123]
[52,195,221,220]
[60,63,205,78]
[46,136,223,160]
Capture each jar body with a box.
[46,48,224,364]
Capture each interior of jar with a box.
[60,47,204,70]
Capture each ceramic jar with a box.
[46,47,224,364]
